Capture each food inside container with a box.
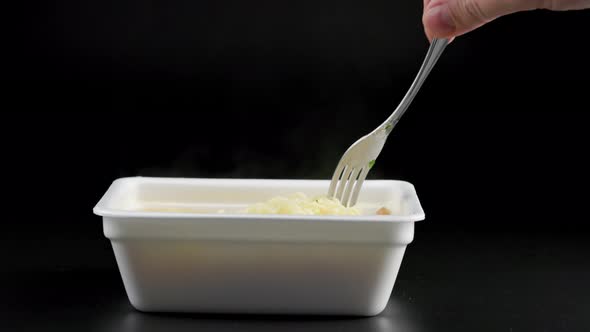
[139,191,393,216]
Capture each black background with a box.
[2,1,590,331]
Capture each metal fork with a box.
[328,38,449,207]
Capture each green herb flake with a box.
[384,124,393,134]
[368,159,376,169]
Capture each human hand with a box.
[423,0,590,41]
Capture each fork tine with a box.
[349,167,369,207]
[335,166,353,201]
[342,168,361,207]
[328,164,345,197]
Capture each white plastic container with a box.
[93,177,425,316]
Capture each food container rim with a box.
[93,177,426,224]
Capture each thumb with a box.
[423,0,546,40]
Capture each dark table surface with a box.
[3,231,589,332]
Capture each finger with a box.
[544,0,590,11]
[423,0,550,40]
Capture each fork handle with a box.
[376,38,449,136]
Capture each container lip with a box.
[93,209,425,223]
[93,177,426,223]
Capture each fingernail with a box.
[426,4,455,35]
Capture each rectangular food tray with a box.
[93,177,425,316]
